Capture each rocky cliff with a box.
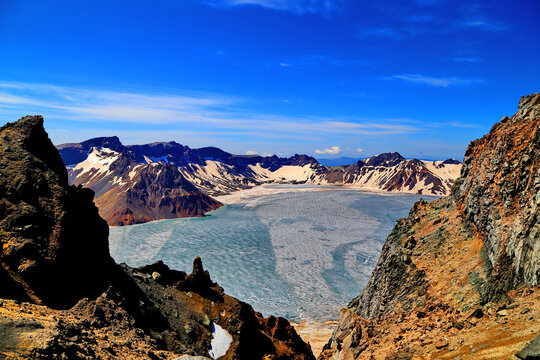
[0,116,315,360]
[0,116,114,309]
[319,94,540,360]
[456,94,540,288]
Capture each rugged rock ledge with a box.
[0,116,315,360]
[320,94,540,359]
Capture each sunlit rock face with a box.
[319,94,540,360]
[456,93,540,287]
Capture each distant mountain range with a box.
[56,139,462,225]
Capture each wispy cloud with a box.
[315,146,341,155]
[356,147,364,153]
[359,2,507,41]
[458,19,507,32]
[452,57,481,63]
[386,74,484,87]
[245,150,258,155]
[276,54,370,69]
[426,121,480,129]
[205,0,342,14]
[357,27,403,39]
[0,81,422,148]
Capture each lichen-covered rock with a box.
[321,94,540,359]
[516,333,540,359]
[455,93,540,287]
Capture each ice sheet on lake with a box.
[247,191,380,320]
[109,186,433,321]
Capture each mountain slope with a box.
[67,147,222,225]
[58,139,461,225]
[320,154,460,195]
[0,115,315,360]
[319,94,540,360]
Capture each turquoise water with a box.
[109,186,434,321]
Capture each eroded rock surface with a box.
[320,94,540,359]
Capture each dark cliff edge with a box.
[0,116,314,360]
[0,116,114,309]
[320,94,540,360]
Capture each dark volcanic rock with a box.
[364,152,406,167]
[57,136,125,165]
[96,163,222,226]
[1,115,315,359]
[127,258,315,359]
[0,116,114,309]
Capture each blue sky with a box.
[0,0,538,159]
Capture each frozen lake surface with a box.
[109,186,434,321]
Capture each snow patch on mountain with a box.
[72,147,120,177]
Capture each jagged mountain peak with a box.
[518,92,540,112]
[81,135,124,151]
[365,152,406,167]
[442,158,461,165]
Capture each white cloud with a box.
[356,147,364,153]
[206,0,341,14]
[452,57,481,63]
[460,19,507,31]
[387,74,483,87]
[315,146,341,155]
[245,150,258,155]
[279,62,292,67]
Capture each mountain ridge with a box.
[57,139,462,225]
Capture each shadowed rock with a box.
[0,115,114,309]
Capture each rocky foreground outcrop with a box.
[0,116,114,308]
[0,116,315,360]
[320,94,540,360]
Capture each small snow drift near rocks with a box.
[209,323,233,359]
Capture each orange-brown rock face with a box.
[320,94,540,359]
[95,163,222,226]
[455,93,540,287]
